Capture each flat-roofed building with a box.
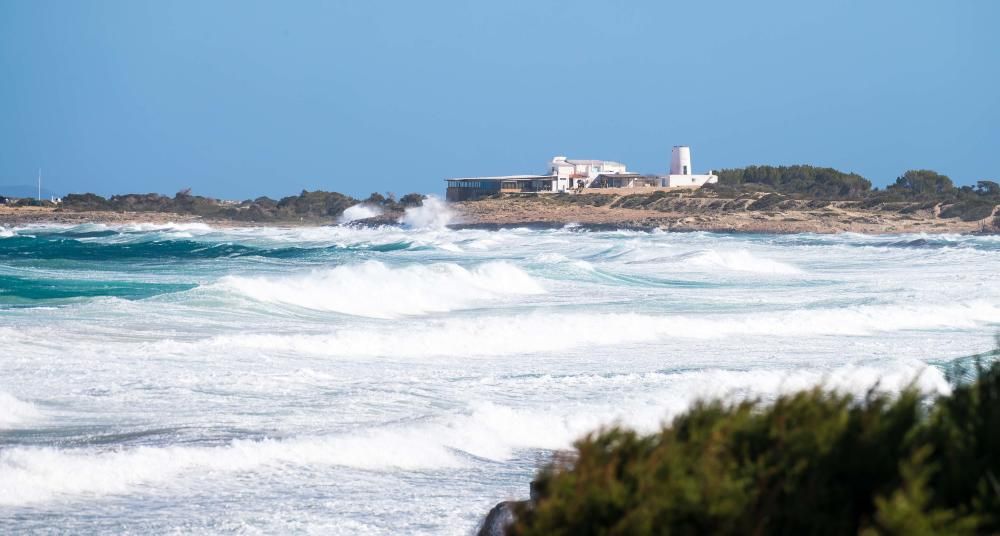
[591,173,661,189]
[445,175,558,201]
[550,156,628,188]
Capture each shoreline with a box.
[449,195,999,235]
[1,198,997,235]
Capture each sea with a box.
[2,201,999,534]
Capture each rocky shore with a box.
[450,193,1000,234]
[2,193,998,234]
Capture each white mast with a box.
[37,168,41,201]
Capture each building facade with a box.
[444,146,717,200]
[445,175,558,201]
[661,146,718,188]
[550,157,628,189]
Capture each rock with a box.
[475,481,541,536]
[476,500,524,536]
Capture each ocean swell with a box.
[0,360,947,507]
[215,260,545,318]
[149,301,1000,359]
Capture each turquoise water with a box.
[1,219,999,534]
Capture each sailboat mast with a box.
[37,168,41,201]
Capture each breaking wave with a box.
[157,301,1000,358]
[681,249,803,274]
[0,360,947,506]
[338,204,383,223]
[400,196,453,229]
[0,392,41,429]
[216,261,544,318]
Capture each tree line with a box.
[713,166,998,203]
[707,167,999,223]
[55,190,425,222]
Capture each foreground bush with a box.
[513,352,1000,535]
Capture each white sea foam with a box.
[400,196,453,228]
[5,224,1000,531]
[0,430,464,506]
[175,301,1000,359]
[0,392,41,429]
[0,227,14,238]
[338,204,384,223]
[216,260,544,318]
[120,222,215,233]
[683,249,803,274]
[0,360,947,506]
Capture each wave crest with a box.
[400,196,453,229]
[216,261,544,318]
[175,301,1000,358]
[338,204,383,223]
[0,361,947,506]
[0,392,41,429]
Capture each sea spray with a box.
[338,203,384,223]
[400,195,453,228]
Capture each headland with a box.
[1,165,997,234]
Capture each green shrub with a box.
[612,191,669,210]
[716,165,872,199]
[747,193,785,211]
[513,351,1000,535]
[939,200,997,222]
[61,193,111,211]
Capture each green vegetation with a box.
[611,190,673,209]
[702,166,998,223]
[544,192,619,207]
[747,192,786,211]
[512,348,1000,535]
[713,165,873,198]
[887,170,955,197]
[59,190,425,222]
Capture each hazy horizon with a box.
[2,0,997,200]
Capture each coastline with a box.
[449,195,998,235]
[2,195,997,235]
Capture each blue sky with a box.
[1,0,997,199]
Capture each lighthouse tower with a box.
[670,146,692,175]
[664,145,718,187]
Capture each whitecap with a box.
[215,260,544,318]
[0,392,42,429]
[338,204,383,223]
[176,301,1000,358]
[399,196,453,229]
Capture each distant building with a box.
[550,157,629,189]
[444,145,716,200]
[445,156,626,201]
[446,175,558,201]
[591,173,661,189]
[662,146,718,187]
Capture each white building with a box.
[662,146,718,187]
[550,156,628,189]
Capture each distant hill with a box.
[0,185,58,198]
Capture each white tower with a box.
[670,146,692,175]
